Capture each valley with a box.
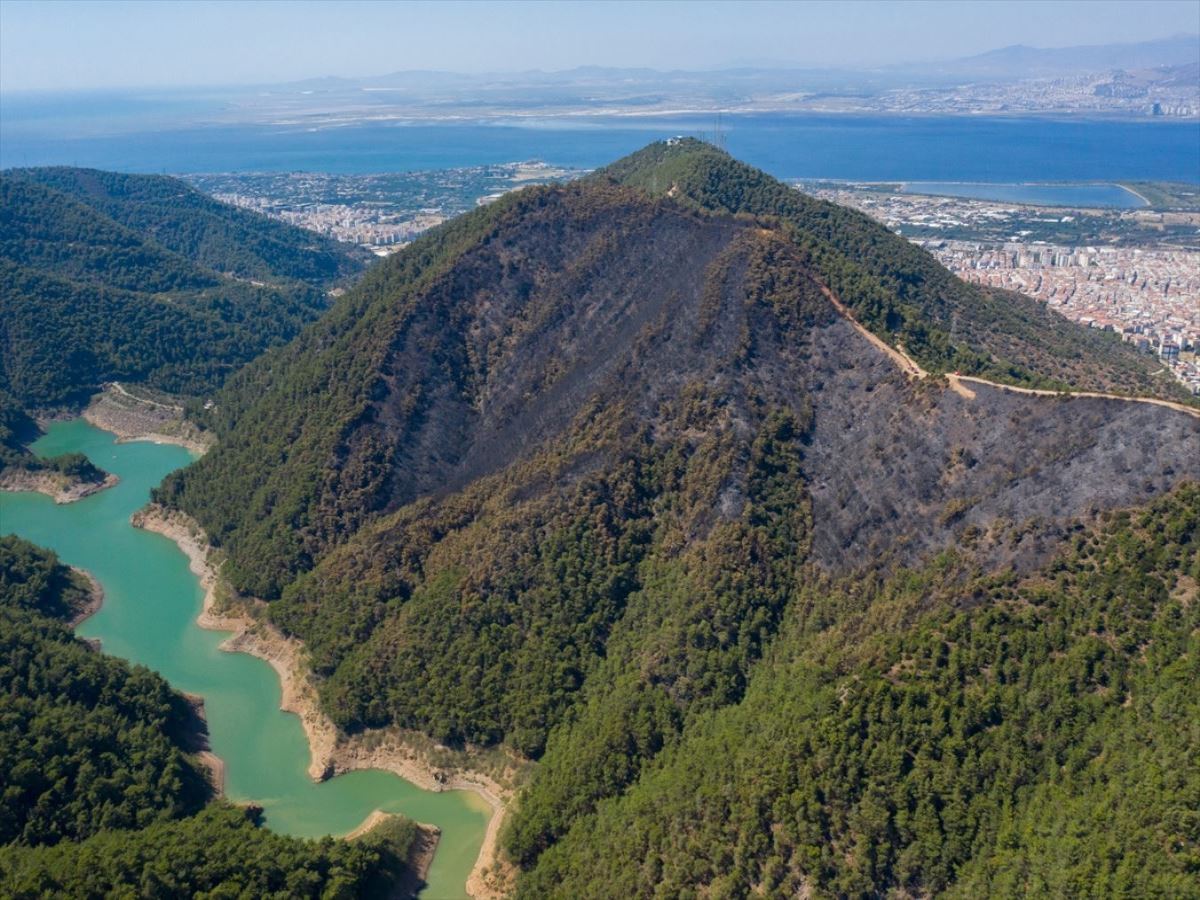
[0,422,494,898]
[2,138,1197,898]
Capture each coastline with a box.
[0,468,119,504]
[131,503,514,899]
[1116,182,1153,206]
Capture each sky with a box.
[1,0,1197,92]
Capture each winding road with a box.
[815,280,1200,422]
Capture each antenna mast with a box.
[714,112,727,151]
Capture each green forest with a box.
[0,536,422,898]
[512,484,1200,897]
[0,169,369,478]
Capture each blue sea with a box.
[2,103,1198,184]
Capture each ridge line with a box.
[814,278,1200,420]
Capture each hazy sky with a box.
[1,0,1197,92]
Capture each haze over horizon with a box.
[1,0,1197,93]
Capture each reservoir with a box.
[0,419,490,898]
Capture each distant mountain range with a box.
[235,33,1199,122]
[289,33,1199,91]
[894,32,1200,79]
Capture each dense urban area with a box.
[191,167,1200,394]
[185,163,582,252]
[846,65,1198,117]
[800,181,1200,393]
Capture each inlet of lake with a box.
[0,419,491,899]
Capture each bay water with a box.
[3,111,1198,183]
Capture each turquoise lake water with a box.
[0,420,490,898]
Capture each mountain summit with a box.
[157,141,1198,896]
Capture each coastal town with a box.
[798,182,1200,393]
[185,163,581,254]
[845,65,1198,118]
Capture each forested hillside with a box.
[0,172,367,409]
[0,536,423,898]
[515,485,1200,897]
[16,167,366,285]
[0,169,369,477]
[151,142,1199,896]
[597,139,1194,403]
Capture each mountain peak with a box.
[135,142,1199,895]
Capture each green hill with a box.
[0,168,370,477]
[0,171,369,409]
[149,141,1198,896]
[16,166,365,285]
[514,485,1200,897]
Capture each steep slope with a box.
[156,143,1199,895]
[597,139,1194,403]
[161,182,804,597]
[0,172,367,410]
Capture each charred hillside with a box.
[163,144,1197,601]
[162,182,835,596]
[597,139,1195,403]
[157,142,1199,896]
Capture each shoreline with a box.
[131,503,513,899]
[179,692,228,795]
[68,566,105,627]
[347,812,442,894]
[0,468,119,504]
[348,811,446,888]
[61,562,230,798]
[82,384,214,455]
[1,382,207,503]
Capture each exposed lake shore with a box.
[0,467,120,504]
[82,383,213,455]
[346,810,443,894]
[68,566,105,627]
[1,383,205,503]
[131,503,515,898]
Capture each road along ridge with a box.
[814,278,1200,420]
